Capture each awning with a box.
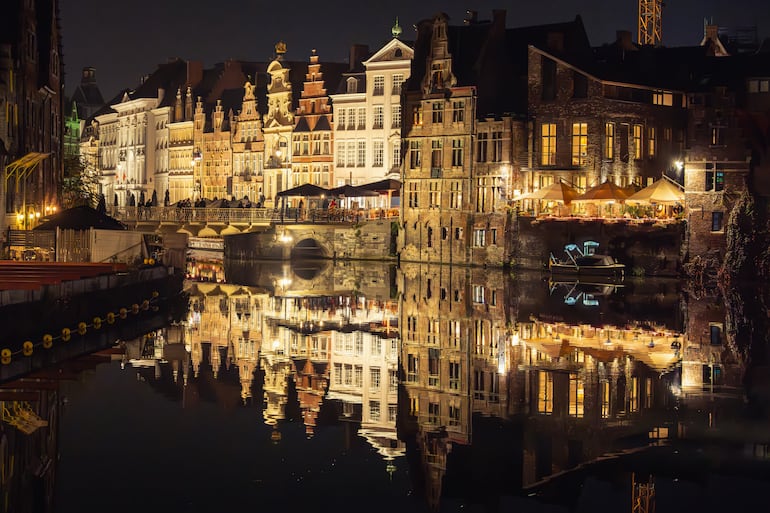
[5,152,50,184]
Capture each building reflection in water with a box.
[8,257,769,512]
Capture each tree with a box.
[61,154,100,209]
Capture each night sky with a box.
[60,0,770,101]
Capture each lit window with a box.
[373,75,384,95]
[473,229,486,247]
[648,127,656,157]
[373,140,384,167]
[538,371,553,414]
[604,122,615,160]
[633,124,643,160]
[653,90,673,106]
[571,122,588,165]
[541,123,556,165]
[391,105,401,128]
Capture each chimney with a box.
[81,67,96,84]
[546,32,565,53]
[492,9,506,29]
[348,44,369,71]
[616,30,636,50]
[186,60,203,88]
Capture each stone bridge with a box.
[224,219,397,261]
[106,206,399,261]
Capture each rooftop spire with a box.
[392,17,402,39]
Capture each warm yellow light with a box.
[16,213,23,222]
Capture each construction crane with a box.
[638,0,663,46]
[631,473,656,513]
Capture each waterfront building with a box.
[92,59,202,207]
[330,22,413,187]
[683,42,770,271]
[291,50,334,192]
[526,31,687,198]
[400,11,538,266]
[262,43,295,208]
[0,0,63,231]
[231,79,265,204]
[167,86,195,204]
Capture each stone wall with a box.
[514,217,685,277]
[224,219,396,261]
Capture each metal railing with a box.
[106,206,400,225]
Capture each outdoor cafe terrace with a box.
[514,178,686,225]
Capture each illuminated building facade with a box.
[0,0,63,231]
[330,22,413,187]
[526,38,687,198]
[400,12,526,266]
[291,50,334,191]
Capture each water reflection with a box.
[7,258,763,512]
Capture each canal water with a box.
[4,258,769,512]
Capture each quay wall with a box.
[0,267,185,354]
[513,217,686,277]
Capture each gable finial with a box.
[392,17,402,39]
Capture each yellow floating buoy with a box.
[141,300,149,311]
[131,304,139,314]
[148,258,155,266]
[93,317,102,329]
[43,334,53,349]
[119,308,127,319]
[77,322,87,336]
[23,341,33,356]
[151,291,159,298]
[62,328,71,342]
[107,312,116,324]
[1,348,12,364]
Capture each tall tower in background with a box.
[638,0,663,45]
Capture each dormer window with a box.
[346,77,358,93]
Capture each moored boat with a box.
[548,242,625,278]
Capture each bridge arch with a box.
[290,237,328,259]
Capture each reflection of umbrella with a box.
[573,181,629,203]
[626,178,685,204]
[531,182,579,204]
[276,184,330,197]
[329,184,379,198]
